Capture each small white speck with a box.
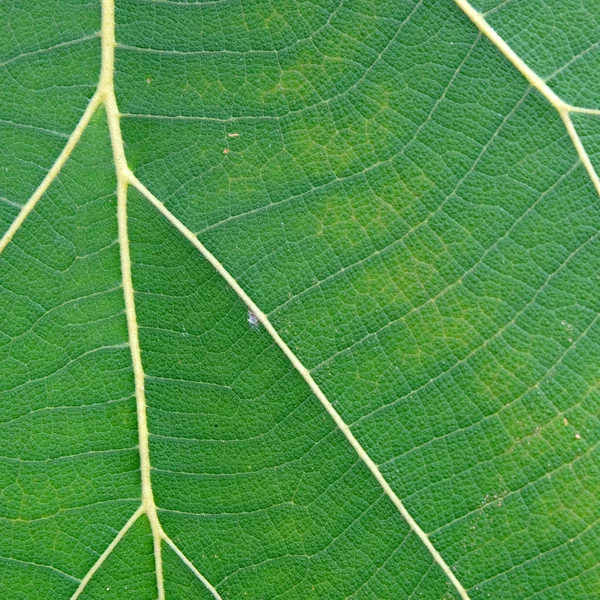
[248,310,260,330]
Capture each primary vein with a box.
[3,2,597,599]
[99,0,166,597]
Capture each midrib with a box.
[2,1,597,599]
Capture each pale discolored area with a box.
[1,0,600,598]
[0,111,140,598]
[117,0,600,598]
[128,187,460,599]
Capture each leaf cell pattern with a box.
[1,1,600,599]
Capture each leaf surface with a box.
[1,1,600,599]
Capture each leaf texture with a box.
[1,1,600,599]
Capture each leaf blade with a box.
[2,0,600,598]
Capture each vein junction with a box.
[70,1,222,598]
[1,0,599,599]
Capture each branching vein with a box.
[127,173,472,600]
[454,0,600,198]
[2,1,597,599]
[69,504,144,600]
[162,533,224,600]
[0,92,102,254]
[66,1,225,598]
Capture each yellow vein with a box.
[570,106,600,117]
[161,532,224,600]
[27,0,230,596]
[70,504,144,600]
[114,161,166,600]
[99,0,165,597]
[0,91,101,254]
[128,173,471,600]
[453,0,600,198]
[6,2,594,598]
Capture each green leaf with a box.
[1,0,599,599]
